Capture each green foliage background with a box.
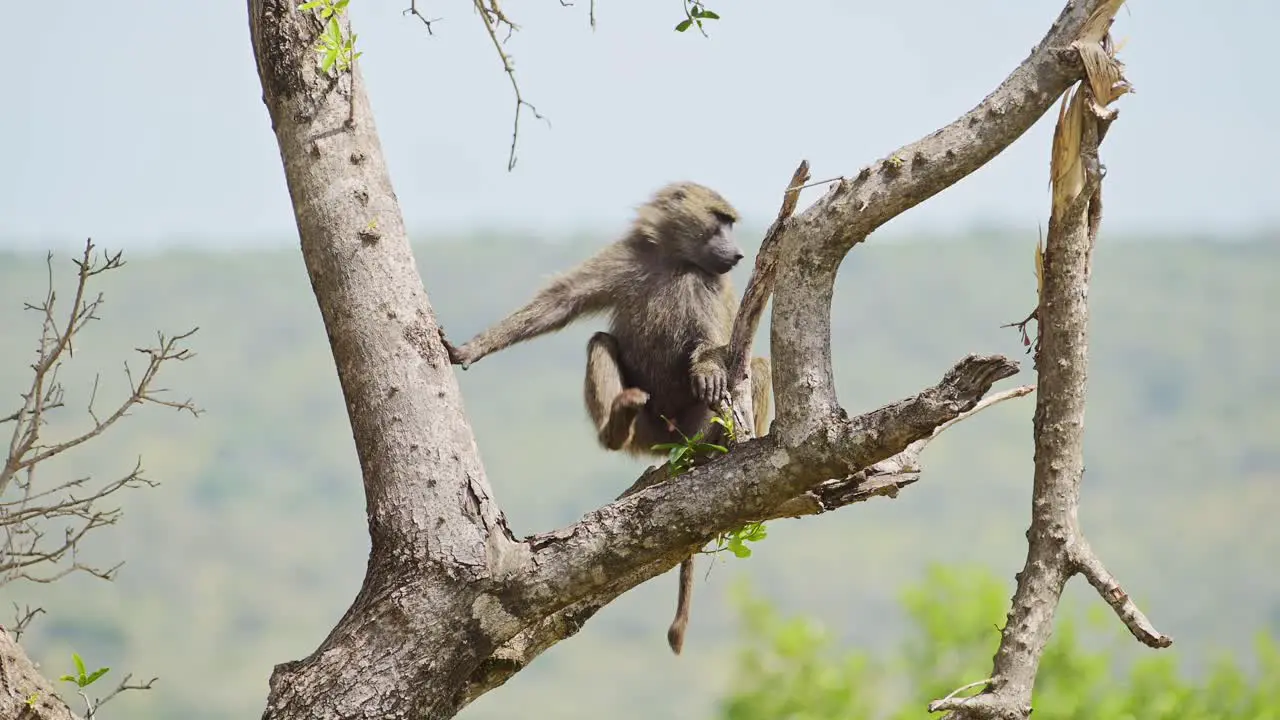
[722,565,1280,720]
[0,230,1275,718]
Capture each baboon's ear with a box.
[632,205,663,244]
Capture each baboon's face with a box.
[637,182,744,275]
[685,216,744,275]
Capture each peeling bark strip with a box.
[931,4,1170,719]
[245,0,1127,718]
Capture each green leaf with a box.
[73,653,86,680]
[84,667,111,686]
[675,18,693,32]
[321,50,338,73]
[699,10,720,19]
[58,675,77,683]
[335,0,350,10]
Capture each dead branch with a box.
[404,0,441,34]
[0,239,200,588]
[471,0,547,171]
[931,5,1167,717]
[80,672,158,719]
[8,604,45,641]
[728,160,811,384]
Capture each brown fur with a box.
[440,181,773,653]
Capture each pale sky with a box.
[1,1,1273,250]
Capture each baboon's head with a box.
[632,181,744,275]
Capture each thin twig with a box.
[784,175,844,195]
[929,678,994,711]
[472,0,548,171]
[404,0,442,34]
[931,385,1034,437]
[1,239,199,589]
[89,673,158,716]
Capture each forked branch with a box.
[1,239,200,588]
[931,5,1169,717]
[458,356,1024,708]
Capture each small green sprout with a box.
[59,652,110,689]
[675,1,722,34]
[297,0,362,74]
[652,407,768,561]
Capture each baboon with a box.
[440,181,772,654]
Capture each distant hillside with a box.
[0,232,1276,720]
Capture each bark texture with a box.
[249,2,523,717]
[931,4,1170,717]
[243,1,1139,718]
[0,630,79,720]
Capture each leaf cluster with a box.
[297,0,361,74]
[59,652,110,689]
[651,411,768,560]
[675,1,721,34]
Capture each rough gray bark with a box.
[0,630,79,720]
[245,1,1129,718]
[930,5,1171,717]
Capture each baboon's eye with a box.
[712,211,734,226]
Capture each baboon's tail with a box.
[666,556,695,654]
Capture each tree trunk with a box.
[248,2,524,717]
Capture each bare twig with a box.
[929,678,994,712]
[8,604,45,640]
[785,175,844,195]
[0,239,200,589]
[471,0,548,171]
[83,672,158,718]
[404,0,442,34]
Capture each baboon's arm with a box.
[687,285,736,406]
[448,251,626,368]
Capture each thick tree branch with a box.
[770,0,1103,446]
[458,371,1030,707]
[510,354,1018,621]
[249,2,526,717]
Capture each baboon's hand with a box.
[437,328,475,370]
[691,362,729,408]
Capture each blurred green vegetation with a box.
[721,564,1280,720]
[0,230,1276,719]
